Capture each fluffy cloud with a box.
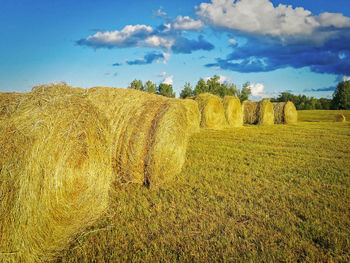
[197,0,350,44]
[157,71,167,77]
[162,75,174,85]
[77,24,213,54]
[248,83,267,98]
[343,76,350,81]
[126,52,170,65]
[173,16,203,31]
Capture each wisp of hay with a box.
[87,87,191,187]
[334,114,346,122]
[180,99,200,134]
[223,96,243,127]
[0,90,112,263]
[195,93,227,129]
[272,102,298,124]
[242,99,274,125]
[0,92,24,118]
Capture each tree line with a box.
[128,77,350,110]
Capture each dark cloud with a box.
[304,86,336,92]
[171,35,214,54]
[126,52,167,65]
[112,62,121,66]
[206,33,350,75]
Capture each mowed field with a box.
[58,110,350,262]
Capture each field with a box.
[54,110,350,262]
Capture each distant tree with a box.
[193,78,209,96]
[319,98,332,110]
[157,83,175,98]
[128,79,143,91]
[144,80,156,94]
[331,81,350,109]
[180,82,193,98]
[238,82,251,102]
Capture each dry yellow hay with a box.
[0,92,24,118]
[0,90,112,262]
[180,99,200,133]
[194,93,227,129]
[242,99,274,125]
[87,87,190,187]
[242,100,258,124]
[272,102,298,124]
[334,114,346,122]
[223,96,243,127]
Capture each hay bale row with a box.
[272,102,298,124]
[0,89,112,262]
[242,99,274,125]
[0,84,198,262]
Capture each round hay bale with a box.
[257,99,274,125]
[31,82,85,95]
[223,96,243,127]
[194,93,227,129]
[272,102,298,124]
[87,87,190,187]
[334,113,346,122]
[242,100,258,124]
[180,99,200,134]
[0,91,112,262]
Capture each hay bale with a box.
[194,93,227,129]
[0,91,112,262]
[180,99,200,133]
[87,87,190,187]
[257,99,274,125]
[334,114,346,122]
[272,102,298,124]
[242,100,258,124]
[223,96,243,127]
[242,99,274,125]
[0,92,24,118]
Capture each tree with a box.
[128,79,143,91]
[238,82,251,102]
[331,81,350,109]
[144,80,156,94]
[193,78,209,96]
[180,82,193,98]
[157,83,175,98]
[319,98,332,110]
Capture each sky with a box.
[1,0,350,99]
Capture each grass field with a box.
[57,111,350,262]
[298,110,350,122]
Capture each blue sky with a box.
[1,0,350,99]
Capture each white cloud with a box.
[85,25,153,47]
[157,72,167,77]
[173,16,203,31]
[343,76,350,81]
[163,75,174,85]
[155,8,167,17]
[228,38,237,45]
[144,35,174,50]
[248,83,267,98]
[197,0,350,44]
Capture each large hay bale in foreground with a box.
[273,102,298,124]
[195,93,227,129]
[223,96,243,127]
[0,92,23,118]
[0,91,112,262]
[334,114,346,122]
[87,87,190,187]
[242,99,274,125]
[181,99,200,133]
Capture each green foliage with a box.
[128,79,144,91]
[157,83,175,98]
[331,81,350,109]
[319,98,332,110]
[144,80,156,94]
[238,82,251,102]
[193,75,240,98]
[271,92,331,110]
[180,82,193,98]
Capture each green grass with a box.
[57,112,350,262]
[298,110,350,122]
